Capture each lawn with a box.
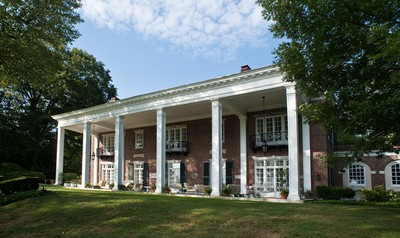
[1,188,400,238]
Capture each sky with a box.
[72,0,282,99]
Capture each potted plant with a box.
[150,184,156,192]
[205,187,212,196]
[162,185,171,193]
[280,188,289,199]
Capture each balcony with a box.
[249,132,288,152]
[166,140,188,155]
[97,147,114,157]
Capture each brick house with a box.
[52,65,400,199]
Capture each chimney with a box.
[109,96,120,102]
[240,65,251,72]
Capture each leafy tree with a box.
[257,0,400,158]
[0,1,117,177]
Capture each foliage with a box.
[361,186,400,202]
[316,186,355,200]
[0,187,51,206]
[61,173,78,183]
[0,162,45,181]
[0,177,39,195]
[257,0,400,155]
[162,185,171,193]
[205,186,212,195]
[0,0,117,178]
[280,188,289,196]
[221,185,232,196]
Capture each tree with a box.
[0,1,117,177]
[257,0,400,158]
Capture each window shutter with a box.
[226,160,234,185]
[203,161,210,185]
[180,162,186,185]
[143,162,149,186]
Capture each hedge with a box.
[316,186,355,200]
[0,177,39,195]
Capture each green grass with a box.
[1,188,400,238]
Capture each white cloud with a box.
[81,0,271,59]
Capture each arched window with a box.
[348,164,365,185]
[384,160,400,191]
[343,162,371,189]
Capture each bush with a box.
[61,173,79,183]
[0,177,39,195]
[1,188,51,206]
[0,162,45,182]
[360,186,400,202]
[316,186,355,200]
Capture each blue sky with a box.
[72,0,281,99]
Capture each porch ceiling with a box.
[65,87,289,134]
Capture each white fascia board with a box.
[54,65,286,127]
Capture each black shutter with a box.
[165,162,168,186]
[226,160,233,185]
[180,162,186,185]
[203,161,210,185]
[143,162,149,186]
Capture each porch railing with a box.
[249,131,288,150]
[97,147,114,157]
[166,140,188,154]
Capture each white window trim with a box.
[255,114,288,145]
[135,130,144,149]
[385,160,400,191]
[100,161,114,184]
[343,162,371,190]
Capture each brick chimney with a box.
[240,65,251,72]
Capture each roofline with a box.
[52,65,280,121]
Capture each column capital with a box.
[285,84,296,95]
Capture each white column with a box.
[239,116,247,194]
[302,117,312,192]
[156,109,166,193]
[286,85,301,200]
[93,127,99,185]
[211,100,223,196]
[113,116,125,190]
[55,127,65,185]
[82,122,91,187]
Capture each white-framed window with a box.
[129,161,144,184]
[255,115,288,145]
[101,161,114,184]
[135,130,144,149]
[167,160,181,187]
[166,126,187,150]
[253,156,289,197]
[343,162,371,189]
[385,160,400,191]
[102,134,115,155]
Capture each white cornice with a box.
[53,65,285,127]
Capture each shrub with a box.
[1,188,51,206]
[61,173,78,183]
[316,186,355,200]
[360,186,400,202]
[0,177,39,195]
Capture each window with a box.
[167,161,185,187]
[129,162,144,184]
[255,115,288,145]
[344,162,371,189]
[166,126,187,151]
[385,161,400,191]
[101,162,114,184]
[102,134,115,155]
[391,163,400,185]
[203,160,233,186]
[254,156,289,197]
[348,164,365,185]
[135,130,144,149]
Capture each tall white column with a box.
[93,127,99,185]
[302,117,312,192]
[286,85,301,200]
[55,127,65,185]
[211,100,223,196]
[239,116,247,194]
[82,122,91,187]
[156,109,166,193]
[113,116,125,190]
